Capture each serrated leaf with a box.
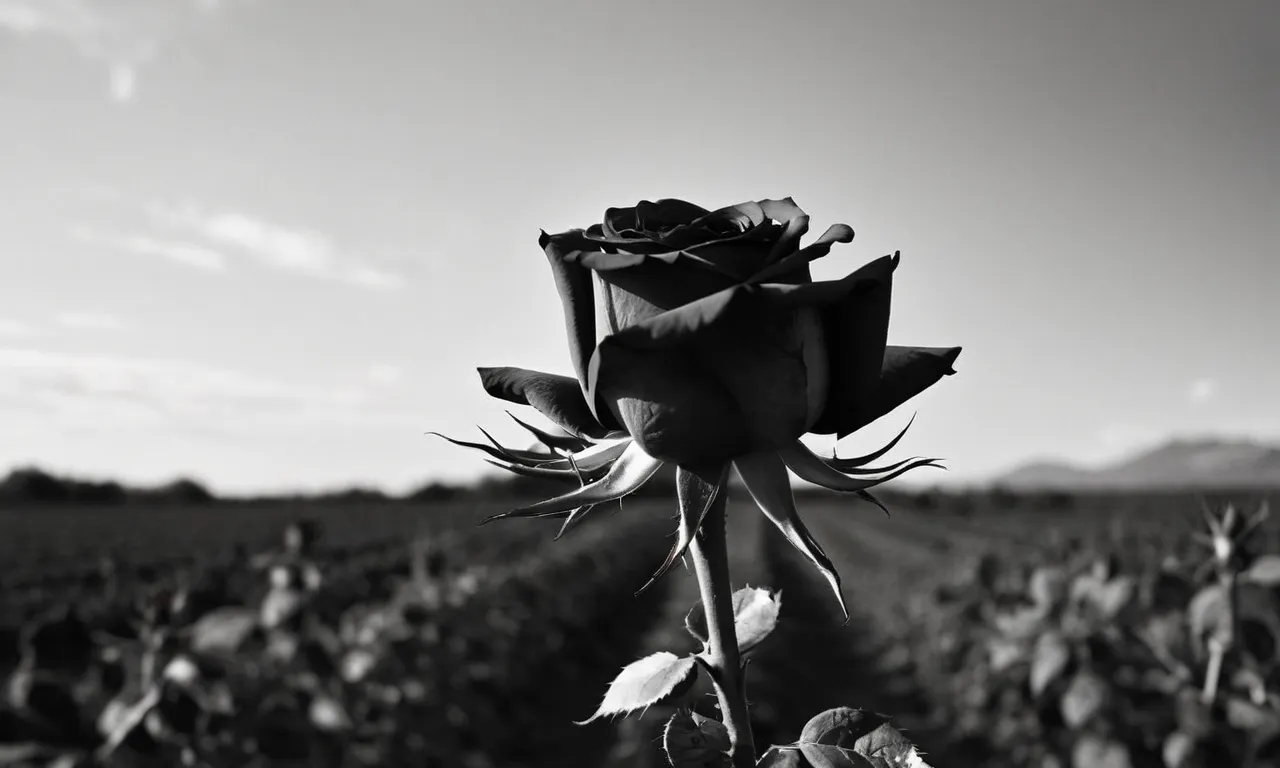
[797,710,932,768]
[1072,735,1131,768]
[1245,555,1280,587]
[850,722,930,767]
[664,709,731,768]
[1031,631,1071,697]
[1061,672,1109,728]
[800,707,890,746]
[799,743,876,768]
[576,652,698,724]
[186,606,260,654]
[733,587,782,652]
[687,586,783,654]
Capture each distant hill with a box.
[996,438,1280,491]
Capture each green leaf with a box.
[663,709,731,768]
[686,586,783,654]
[1244,555,1280,587]
[1061,671,1110,728]
[576,652,698,724]
[1030,630,1071,697]
[1071,735,1131,768]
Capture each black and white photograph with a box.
[1,1,1276,766]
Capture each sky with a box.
[0,0,1276,495]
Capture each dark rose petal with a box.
[476,366,612,437]
[758,197,810,266]
[601,206,641,240]
[585,260,895,457]
[634,199,711,233]
[586,259,737,330]
[808,253,898,436]
[831,345,962,438]
[602,254,897,352]
[748,223,856,284]
[659,201,768,249]
[540,230,600,395]
[591,344,752,465]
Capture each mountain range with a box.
[995,438,1280,491]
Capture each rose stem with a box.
[688,484,756,767]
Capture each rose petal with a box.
[578,252,742,333]
[597,254,897,352]
[540,230,602,396]
[477,366,610,438]
[589,343,753,464]
[747,223,857,284]
[808,252,896,435]
[634,199,712,231]
[832,346,962,438]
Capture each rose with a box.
[445,196,960,612]
[478,197,960,466]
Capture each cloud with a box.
[54,311,127,332]
[71,226,228,271]
[0,347,396,430]
[0,319,39,338]
[0,0,252,102]
[145,202,405,289]
[1188,378,1217,404]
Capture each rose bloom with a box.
[437,198,960,615]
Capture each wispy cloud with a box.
[0,0,251,102]
[145,202,406,289]
[0,347,399,430]
[54,311,127,332]
[0,319,39,338]
[1188,378,1218,404]
[71,226,228,271]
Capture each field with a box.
[3,489,1279,767]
